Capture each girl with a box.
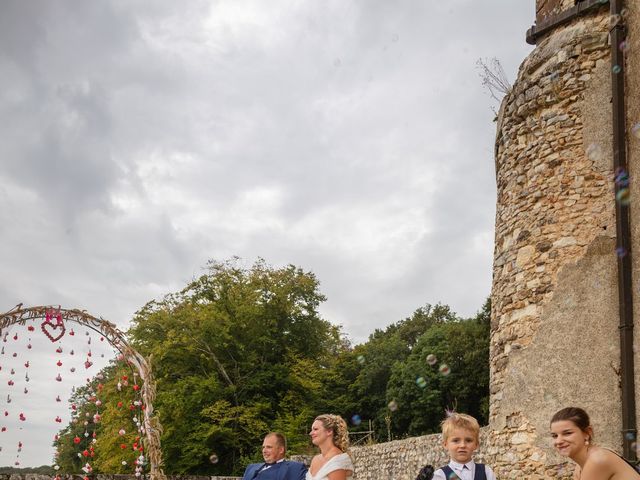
[550,407,639,479]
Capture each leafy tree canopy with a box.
[126,258,344,474]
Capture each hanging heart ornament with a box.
[41,309,66,342]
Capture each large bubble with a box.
[616,188,631,206]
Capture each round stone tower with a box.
[489,0,639,477]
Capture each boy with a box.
[433,413,497,480]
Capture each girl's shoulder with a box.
[588,446,621,465]
[585,447,639,477]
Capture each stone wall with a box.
[292,432,447,480]
[490,1,639,478]
[298,426,576,479]
[347,429,491,480]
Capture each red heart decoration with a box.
[41,319,66,342]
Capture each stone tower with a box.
[490,0,639,477]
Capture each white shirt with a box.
[260,458,285,472]
[433,460,497,480]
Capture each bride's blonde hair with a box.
[314,414,350,452]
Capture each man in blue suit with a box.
[242,432,307,480]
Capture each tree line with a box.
[53,258,490,476]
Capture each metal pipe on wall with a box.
[609,0,638,463]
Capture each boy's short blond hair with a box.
[441,413,480,442]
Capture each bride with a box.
[307,414,354,480]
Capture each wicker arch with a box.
[0,304,165,480]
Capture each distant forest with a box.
[51,258,490,476]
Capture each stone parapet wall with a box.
[297,431,446,480]
[0,476,240,480]
[295,427,575,479]
[346,431,475,480]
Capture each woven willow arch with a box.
[0,304,165,480]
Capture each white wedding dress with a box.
[306,453,354,480]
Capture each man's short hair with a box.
[440,413,480,442]
[416,464,434,480]
[265,432,287,451]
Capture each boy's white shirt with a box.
[432,459,497,480]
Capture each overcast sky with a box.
[1,0,534,467]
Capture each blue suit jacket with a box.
[242,460,307,480]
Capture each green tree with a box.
[125,258,344,474]
[386,298,491,437]
[329,304,458,440]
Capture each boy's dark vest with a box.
[440,463,486,480]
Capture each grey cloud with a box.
[0,1,536,464]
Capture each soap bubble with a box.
[613,65,622,74]
[357,355,365,365]
[616,188,631,206]
[416,377,427,388]
[586,143,603,161]
[439,364,451,376]
[388,400,398,412]
[351,414,362,426]
[426,354,437,366]
[614,167,629,187]
[209,453,219,464]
